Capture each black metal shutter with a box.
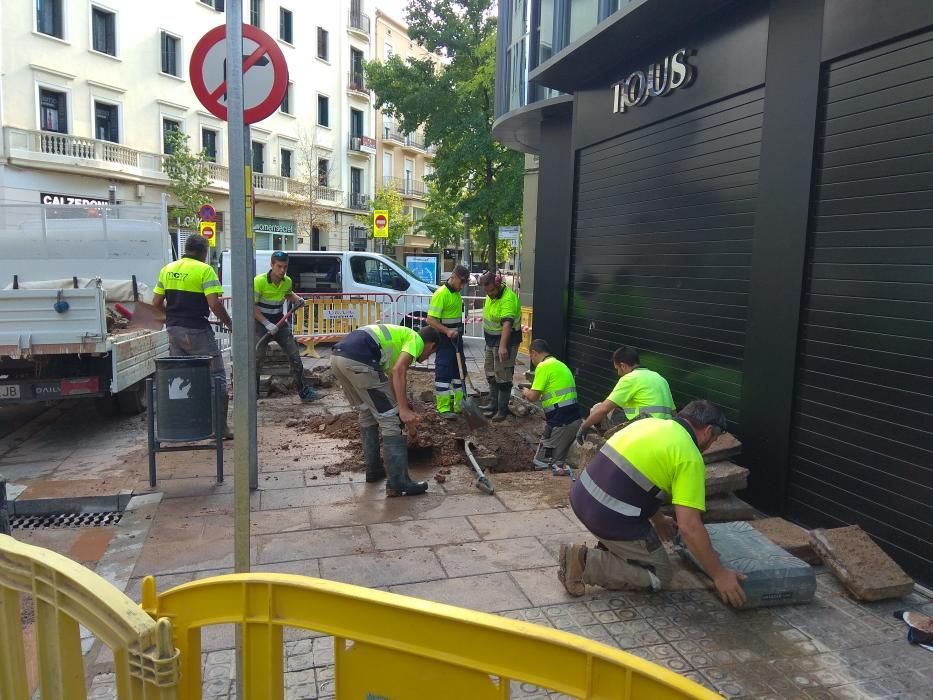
[567,89,765,424]
[788,31,933,582]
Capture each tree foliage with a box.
[358,186,412,247]
[285,124,333,245]
[365,0,522,268]
[163,129,212,220]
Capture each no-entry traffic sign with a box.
[190,24,289,124]
[373,210,389,239]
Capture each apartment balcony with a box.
[348,134,376,157]
[348,192,370,211]
[403,133,426,151]
[382,129,406,144]
[314,185,342,203]
[347,11,371,38]
[383,176,426,199]
[347,71,369,97]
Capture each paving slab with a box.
[250,507,313,535]
[389,572,532,612]
[260,484,358,510]
[434,537,555,577]
[319,548,445,587]
[705,461,749,496]
[811,526,914,601]
[751,517,820,564]
[308,496,442,528]
[255,526,373,564]
[368,516,479,550]
[467,509,582,540]
[417,493,508,519]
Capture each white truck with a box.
[0,198,172,415]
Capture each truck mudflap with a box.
[0,376,101,404]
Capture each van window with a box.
[350,256,410,292]
[287,255,341,293]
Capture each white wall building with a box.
[0,0,379,258]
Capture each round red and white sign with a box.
[190,24,289,124]
[375,214,388,229]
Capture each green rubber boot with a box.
[362,425,385,483]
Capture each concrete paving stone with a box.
[302,467,364,486]
[250,507,313,535]
[368,516,479,550]
[494,488,562,512]
[123,571,194,602]
[535,531,598,559]
[307,496,441,528]
[389,572,532,613]
[417,493,508,518]
[132,537,241,576]
[434,537,554,577]
[318,548,445,587]
[260,483,357,510]
[201,624,236,652]
[467,509,583,540]
[251,559,321,577]
[257,470,308,491]
[311,637,336,667]
[509,566,580,607]
[256,526,373,564]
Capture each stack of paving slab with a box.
[697,432,755,522]
[258,344,296,397]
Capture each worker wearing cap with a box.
[479,271,522,422]
[559,400,748,609]
[575,345,675,445]
[523,339,581,471]
[331,323,441,496]
[254,251,317,402]
[152,233,234,438]
[424,265,469,419]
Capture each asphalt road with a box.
[0,402,56,441]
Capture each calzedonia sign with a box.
[611,49,694,114]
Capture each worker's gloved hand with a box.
[264,320,279,335]
[293,297,306,309]
[575,425,592,446]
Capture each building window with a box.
[252,141,264,173]
[161,31,181,76]
[350,108,364,138]
[91,7,117,56]
[162,118,181,154]
[317,27,329,61]
[280,148,292,178]
[279,8,293,43]
[94,101,119,142]
[350,47,365,90]
[39,88,68,133]
[280,82,292,114]
[317,158,329,186]
[199,0,224,9]
[250,0,262,27]
[317,94,330,127]
[36,0,64,39]
[384,40,394,59]
[202,128,218,162]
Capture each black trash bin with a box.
[155,356,215,441]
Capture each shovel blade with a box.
[123,301,166,331]
[460,397,488,431]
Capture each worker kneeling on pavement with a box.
[560,400,748,609]
[254,251,317,402]
[522,339,582,471]
[424,265,469,419]
[479,271,522,422]
[330,324,440,496]
[575,345,675,445]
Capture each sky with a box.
[375,0,411,24]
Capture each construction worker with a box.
[151,233,234,438]
[559,400,748,609]
[522,339,582,471]
[478,271,522,421]
[424,265,469,420]
[330,323,441,496]
[254,251,317,402]
[576,345,675,444]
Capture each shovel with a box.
[463,438,495,494]
[455,349,488,431]
[113,301,166,331]
[255,300,305,351]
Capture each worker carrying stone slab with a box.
[575,345,676,446]
[330,323,440,496]
[559,400,748,608]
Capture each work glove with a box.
[263,320,279,335]
[575,425,592,446]
[293,297,306,309]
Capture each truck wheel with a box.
[117,382,148,415]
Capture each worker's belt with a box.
[440,317,463,327]
[601,442,670,504]
[544,399,578,411]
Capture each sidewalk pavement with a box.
[3,341,932,700]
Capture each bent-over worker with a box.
[576,345,675,445]
[424,265,469,420]
[523,339,582,471]
[254,250,317,402]
[330,324,440,496]
[151,234,234,438]
[559,400,747,608]
[478,271,522,422]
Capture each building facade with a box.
[372,10,436,268]
[494,0,933,583]
[0,0,381,258]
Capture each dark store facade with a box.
[494,0,933,582]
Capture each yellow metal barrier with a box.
[519,305,533,355]
[141,573,718,700]
[291,295,385,357]
[0,534,177,700]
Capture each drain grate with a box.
[11,511,124,530]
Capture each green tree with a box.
[365,0,522,269]
[358,186,411,248]
[163,129,212,220]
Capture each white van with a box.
[219,250,437,325]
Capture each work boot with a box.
[478,377,497,411]
[298,385,319,402]
[220,395,234,440]
[383,434,428,496]
[491,382,513,422]
[558,544,587,597]
[361,425,385,483]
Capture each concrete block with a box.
[702,432,742,464]
[750,518,820,564]
[810,526,914,601]
[567,435,603,469]
[705,461,749,496]
[701,493,756,522]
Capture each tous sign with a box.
[611,49,694,114]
